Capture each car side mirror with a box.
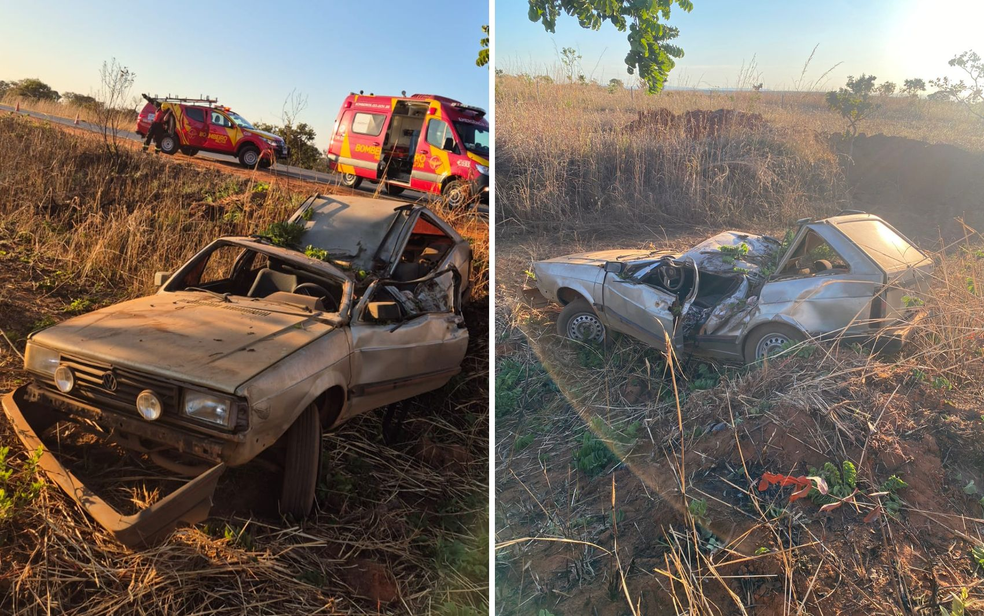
[154,271,172,287]
[604,262,623,274]
[443,137,455,152]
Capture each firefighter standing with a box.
[142,102,174,153]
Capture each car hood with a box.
[244,128,283,144]
[30,293,336,395]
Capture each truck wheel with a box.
[341,173,362,189]
[279,403,322,518]
[238,146,260,168]
[442,179,471,209]
[557,299,606,344]
[179,146,198,156]
[386,184,405,196]
[743,323,805,363]
[158,133,180,156]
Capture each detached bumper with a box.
[1,387,225,548]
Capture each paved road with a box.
[1,104,488,214]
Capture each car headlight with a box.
[136,389,163,421]
[54,365,75,393]
[24,343,60,377]
[183,390,235,428]
[475,164,489,175]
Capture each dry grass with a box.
[0,114,489,615]
[495,75,984,229]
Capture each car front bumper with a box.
[1,386,226,547]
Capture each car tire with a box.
[743,323,806,363]
[442,179,471,209]
[179,146,198,156]
[238,145,261,168]
[557,299,606,344]
[386,184,405,196]
[279,403,322,518]
[158,133,180,156]
[341,173,362,189]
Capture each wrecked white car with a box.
[2,194,471,546]
[532,212,932,362]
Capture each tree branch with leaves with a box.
[527,0,693,94]
[932,50,983,121]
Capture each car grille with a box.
[53,354,180,417]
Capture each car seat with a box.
[248,268,298,298]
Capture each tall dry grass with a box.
[495,75,984,229]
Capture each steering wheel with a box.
[292,282,338,311]
[658,264,684,292]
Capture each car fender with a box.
[231,329,351,465]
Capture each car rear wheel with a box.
[279,403,322,518]
[238,145,260,168]
[158,133,180,156]
[744,323,805,363]
[386,184,405,196]
[558,299,606,344]
[442,179,470,209]
[179,146,198,156]
[341,173,362,189]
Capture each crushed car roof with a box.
[288,195,415,272]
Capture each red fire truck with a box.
[136,95,288,168]
[325,93,489,206]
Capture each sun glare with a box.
[891,2,984,80]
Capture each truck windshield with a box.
[453,121,489,158]
[226,111,254,130]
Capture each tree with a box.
[607,78,624,94]
[560,47,582,83]
[826,74,879,137]
[477,25,489,67]
[254,121,323,170]
[0,81,12,99]
[901,78,926,96]
[528,0,694,94]
[10,78,59,100]
[62,92,99,108]
[931,50,983,121]
[876,81,897,97]
[95,59,136,154]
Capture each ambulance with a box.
[325,93,489,206]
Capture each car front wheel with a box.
[279,403,322,518]
[238,146,260,168]
[557,299,606,344]
[442,179,471,209]
[743,323,806,363]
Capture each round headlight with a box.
[54,365,75,393]
[136,390,162,421]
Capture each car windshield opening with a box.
[226,111,254,130]
[172,244,344,313]
[452,121,489,158]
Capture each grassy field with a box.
[495,75,984,232]
[0,114,489,615]
[494,74,984,615]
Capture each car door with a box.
[207,110,238,154]
[344,272,467,417]
[346,110,391,180]
[410,115,456,194]
[759,224,883,335]
[602,260,698,352]
[178,105,209,149]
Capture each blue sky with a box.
[496,0,984,91]
[1,0,490,148]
